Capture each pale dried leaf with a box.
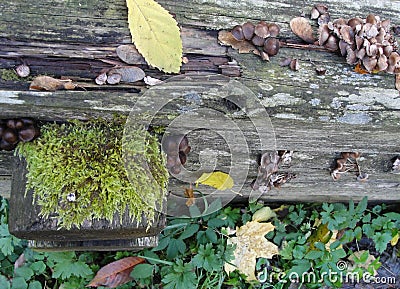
[218,30,260,56]
[224,221,278,281]
[30,76,75,91]
[290,17,316,44]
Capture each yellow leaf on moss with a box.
[224,221,279,281]
[195,172,234,190]
[126,0,182,73]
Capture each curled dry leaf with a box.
[30,76,76,91]
[290,17,316,44]
[224,221,278,281]
[218,30,260,56]
[87,257,145,288]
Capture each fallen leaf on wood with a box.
[30,76,76,91]
[87,257,145,288]
[108,66,145,83]
[224,221,278,281]
[126,0,182,73]
[218,30,260,56]
[195,171,234,191]
[290,17,316,44]
[116,44,145,65]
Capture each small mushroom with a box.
[315,4,328,15]
[340,25,354,44]
[318,24,330,46]
[6,119,16,129]
[317,14,330,26]
[242,22,255,40]
[260,51,270,61]
[95,72,108,85]
[15,64,30,78]
[310,7,320,20]
[18,125,40,142]
[325,35,339,51]
[3,129,18,145]
[348,17,363,29]
[362,56,377,72]
[263,38,280,56]
[254,21,270,38]
[106,73,122,85]
[356,47,366,59]
[231,25,244,41]
[0,124,5,138]
[268,23,280,37]
[0,139,16,151]
[346,47,357,65]
[251,35,265,46]
[339,40,349,56]
[377,54,388,71]
[366,14,377,25]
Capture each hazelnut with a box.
[242,22,255,40]
[231,25,244,41]
[263,38,280,56]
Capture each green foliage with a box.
[16,118,168,229]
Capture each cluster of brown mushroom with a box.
[162,134,191,174]
[312,4,399,73]
[0,118,40,151]
[331,152,368,181]
[392,156,400,173]
[251,150,296,194]
[231,21,281,60]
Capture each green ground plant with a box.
[1,195,399,289]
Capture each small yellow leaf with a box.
[195,172,234,190]
[252,206,276,222]
[126,0,183,73]
[391,232,399,246]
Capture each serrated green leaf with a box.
[29,261,46,275]
[131,263,154,279]
[14,267,34,281]
[126,0,182,73]
[0,238,13,256]
[52,261,92,280]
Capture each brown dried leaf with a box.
[30,76,76,91]
[108,66,145,83]
[218,30,260,56]
[290,17,316,44]
[87,257,145,288]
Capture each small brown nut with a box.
[263,38,280,56]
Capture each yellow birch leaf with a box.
[224,221,279,281]
[126,0,182,73]
[391,232,399,246]
[195,172,234,190]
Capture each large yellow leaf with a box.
[126,0,182,73]
[195,172,234,190]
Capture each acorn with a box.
[242,22,255,40]
[254,21,270,38]
[3,129,18,145]
[18,125,40,142]
[232,25,244,41]
[263,38,280,56]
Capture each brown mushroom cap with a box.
[268,23,280,37]
[3,129,18,145]
[254,21,270,38]
[0,139,16,151]
[231,25,244,41]
[263,38,280,56]
[6,119,16,129]
[251,35,265,46]
[0,124,5,139]
[242,22,255,40]
[18,125,40,142]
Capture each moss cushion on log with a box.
[14,118,168,230]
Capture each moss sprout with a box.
[16,118,168,229]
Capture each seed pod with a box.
[3,129,18,144]
[263,38,280,56]
[254,21,270,38]
[242,22,255,40]
[231,25,244,41]
[268,23,280,37]
[15,64,30,78]
[251,35,265,46]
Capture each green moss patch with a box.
[16,118,168,229]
